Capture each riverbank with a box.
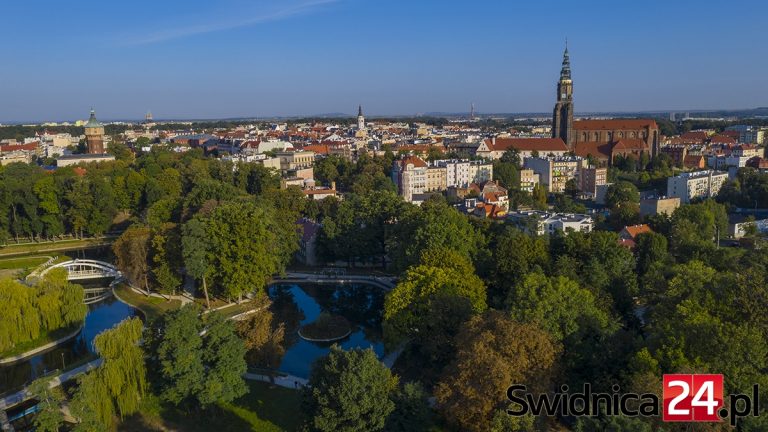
[0,236,116,258]
[112,284,182,321]
[0,325,82,365]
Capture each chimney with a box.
[331,181,336,191]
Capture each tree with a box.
[434,311,560,432]
[197,312,248,406]
[389,199,485,272]
[34,176,64,240]
[383,255,487,347]
[531,183,548,209]
[492,227,550,304]
[205,201,298,300]
[146,304,248,408]
[28,376,64,432]
[182,216,213,308]
[384,382,432,432]
[147,304,205,406]
[318,191,404,267]
[304,346,398,432]
[605,181,639,208]
[564,178,579,198]
[70,317,146,431]
[507,272,613,342]
[113,225,152,294]
[150,223,183,295]
[493,160,519,190]
[236,296,285,369]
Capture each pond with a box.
[269,283,385,379]
[0,286,137,395]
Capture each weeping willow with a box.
[0,269,86,354]
[71,317,146,431]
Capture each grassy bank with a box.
[113,284,182,322]
[119,381,303,431]
[0,324,81,360]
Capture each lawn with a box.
[112,284,182,322]
[119,381,303,432]
[0,255,50,270]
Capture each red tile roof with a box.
[0,142,39,152]
[622,224,653,239]
[574,141,612,159]
[680,131,709,141]
[484,137,568,152]
[709,135,737,145]
[613,138,647,151]
[574,119,658,130]
[397,156,427,169]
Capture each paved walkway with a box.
[0,359,101,410]
[244,372,308,389]
[274,271,396,291]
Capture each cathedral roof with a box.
[573,119,658,130]
[485,137,568,152]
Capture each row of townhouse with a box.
[391,157,493,203]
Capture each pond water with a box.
[0,285,136,395]
[269,283,385,379]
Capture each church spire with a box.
[560,40,571,81]
[358,104,363,117]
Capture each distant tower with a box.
[84,109,105,154]
[470,103,475,121]
[145,111,153,123]
[552,41,574,150]
[357,105,365,130]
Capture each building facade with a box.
[579,166,607,196]
[524,156,586,193]
[392,156,428,202]
[84,109,105,154]
[666,170,728,203]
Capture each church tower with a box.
[84,109,105,154]
[357,105,365,130]
[552,43,574,150]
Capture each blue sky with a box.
[1,0,766,122]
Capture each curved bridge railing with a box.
[34,259,122,281]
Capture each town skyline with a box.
[1,0,766,122]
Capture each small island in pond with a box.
[298,313,352,342]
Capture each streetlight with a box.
[61,352,65,371]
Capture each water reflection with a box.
[268,283,385,379]
[0,295,136,394]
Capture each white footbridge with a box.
[27,259,124,304]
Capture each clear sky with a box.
[1,0,766,122]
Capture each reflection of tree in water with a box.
[0,336,89,394]
[317,284,384,330]
[269,285,304,348]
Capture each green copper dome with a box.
[85,109,102,128]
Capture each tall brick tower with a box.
[552,42,574,150]
[84,109,105,154]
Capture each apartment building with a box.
[519,169,540,193]
[666,170,728,204]
[392,156,428,202]
[523,156,586,193]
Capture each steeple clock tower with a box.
[552,42,574,150]
[357,105,366,131]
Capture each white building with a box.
[666,170,728,204]
[392,156,428,202]
[508,210,594,236]
[523,156,586,193]
[434,159,493,188]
